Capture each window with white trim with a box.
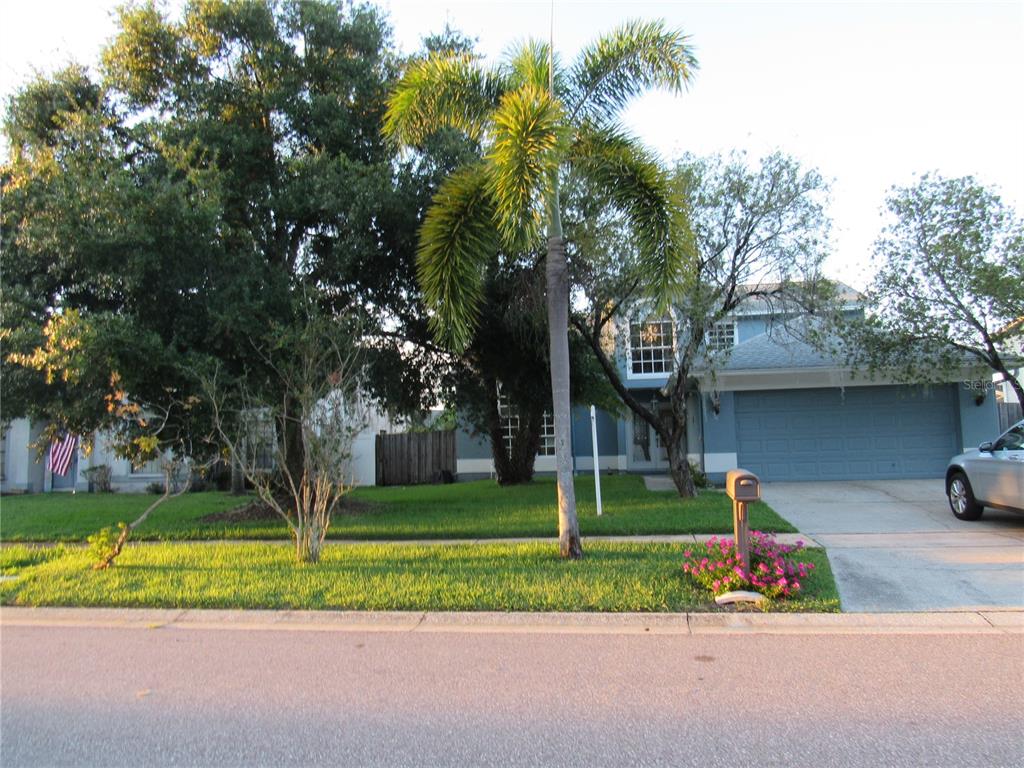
[497,388,520,455]
[498,386,554,456]
[629,317,674,375]
[538,412,555,456]
[705,321,736,352]
[131,456,164,475]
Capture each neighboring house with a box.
[0,420,161,494]
[0,405,404,493]
[457,287,1001,483]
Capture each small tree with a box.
[207,311,365,564]
[840,174,1024,403]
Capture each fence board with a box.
[374,430,456,487]
[998,402,1023,432]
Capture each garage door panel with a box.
[735,385,957,481]
[871,413,899,428]
[845,437,871,451]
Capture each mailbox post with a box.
[725,469,761,572]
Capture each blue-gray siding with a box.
[735,385,960,480]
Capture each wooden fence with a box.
[375,430,456,486]
[998,402,1023,432]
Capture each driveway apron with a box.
[760,480,1024,612]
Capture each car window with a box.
[993,424,1024,451]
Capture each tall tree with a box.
[2,1,397,558]
[573,152,832,496]
[450,264,616,485]
[383,21,697,558]
[839,174,1024,404]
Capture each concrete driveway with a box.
[761,480,1024,613]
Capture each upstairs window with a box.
[705,321,736,352]
[629,317,674,375]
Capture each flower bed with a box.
[682,531,816,600]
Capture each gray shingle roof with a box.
[701,326,839,371]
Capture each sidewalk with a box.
[2,605,1022,635]
[1,533,820,548]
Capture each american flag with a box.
[48,434,78,477]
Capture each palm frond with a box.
[506,39,559,92]
[383,53,505,145]
[485,82,564,248]
[417,163,499,351]
[567,19,697,124]
[570,125,695,304]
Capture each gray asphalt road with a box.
[2,623,1022,767]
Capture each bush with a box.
[83,465,113,493]
[688,461,708,489]
[86,523,127,565]
[682,531,816,599]
[145,481,165,494]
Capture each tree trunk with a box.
[230,459,246,494]
[546,233,582,559]
[667,441,697,497]
[484,383,542,485]
[667,369,699,499]
[294,525,321,564]
[996,366,1024,412]
[507,407,543,484]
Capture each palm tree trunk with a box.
[546,187,582,558]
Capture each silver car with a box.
[946,419,1024,519]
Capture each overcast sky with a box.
[2,0,1021,289]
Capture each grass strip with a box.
[0,541,839,613]
[0,476,795,542]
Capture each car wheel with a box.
[948,472,983,521]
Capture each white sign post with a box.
[590,405,603,517]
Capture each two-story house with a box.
[456,287,1001,484]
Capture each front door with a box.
[51,453,79,490]
[629,408,670,471]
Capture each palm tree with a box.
[384,21,697,559]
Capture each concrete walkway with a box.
[1,533,818,548]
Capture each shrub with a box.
[145,481,165,494]
[688,460,708,489]
[83,465,113,493]
[86,523,127,565]
[681,531,815,599]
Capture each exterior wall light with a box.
[710,390,721,415]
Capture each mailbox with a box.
[726,470,760,502]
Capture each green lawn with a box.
[0,541,839,613]
[0,475,795,542]
[0,492,260,541]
